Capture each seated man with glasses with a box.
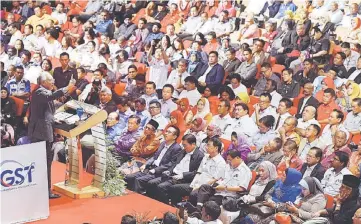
[300,147,326,181]
[253,62,281,96]
[251,92,277,125]
[148,99,168,131]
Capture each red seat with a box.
[30,84,39,93]
[134,51,143,62]
[325,194,334,209]
[134,62,147,74]
[272,64,285,76]
[220,138,231,152]
[10,96,25,116]
[247,171,257,191]
[289,106,297,116]
[113,83,126,96]
[249,95,260,106]
[352,133,361,144]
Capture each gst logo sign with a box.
[1,160,35,187]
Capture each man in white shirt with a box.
[160,84,178,119]
[343,98,361,135]
[141,81,158,108]
[111,50,133,81]
[321,151,352,196]
[148,47,170,92]
[147,134,204,203]
[149,100,168,131]
[319,109,349,147]
[22,24,38,52]
[210,100,233,138]
[341,42,360,72]
[195,12,214,36]
[190,150,252,207]
[298,124,324,161]
[51,3,67,25]
[166,59,189,98]
[185,201,223,224]
[225,103,258,140]
[8,23,23,47]
[274,98,293,130]
[227,73,247,96]
[179,76,202,106]
[296,105,320,137]
[178,6,202,38]
[265,79,282,108]
[252,92,277,124]
[212,10,232,39]
[169,137,226,204]
[329,2,343,25]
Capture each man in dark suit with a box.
[125,125,182,193]
[146,134,204,203]
[28,72,75,199]
[197,51,225,93]
[222,48,241,75]
[300,147,325,181]
[296,82,319,118]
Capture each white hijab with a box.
[193,98,211,120]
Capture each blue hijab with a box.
[272,168,302,203]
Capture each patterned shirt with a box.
[5,78,30,96]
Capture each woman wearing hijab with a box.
[337,81,361,112]
[239,168,302,223]
[199,124,222,153]
[184,118,207,147]
[223,132,251,162]
[315,76,335,102]
[187,51,204,77]
[177,98,192,124]
[202,86,220,115]
[344,17,361,45]
[228,161,277,223]
[164,110,186,143]
[1,87,16,126]
[190,98,213,125]
[241,161,277,204]
[257,176,326,223]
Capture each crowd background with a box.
[2,0,361,223]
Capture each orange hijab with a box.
[352,17,361,30]
[164,110,187,143]
[178,98,191,119]
[315,77,335,102]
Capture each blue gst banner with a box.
[1,160,35,189]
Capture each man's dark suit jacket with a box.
[348,67,361,84]
[223,58,241,74]
[28,86,64,142]
[145,141,182,175]
[169,148,204,183]
[300,163,326,181]
[296,96,320,119]
[197,64,225,92]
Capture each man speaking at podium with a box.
[28,71,76,199]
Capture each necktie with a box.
[275,115,281,130]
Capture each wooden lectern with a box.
[53,100,108,199]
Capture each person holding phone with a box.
[189,150,252,210]
[177,201,222,224]
[28,71,76,199]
